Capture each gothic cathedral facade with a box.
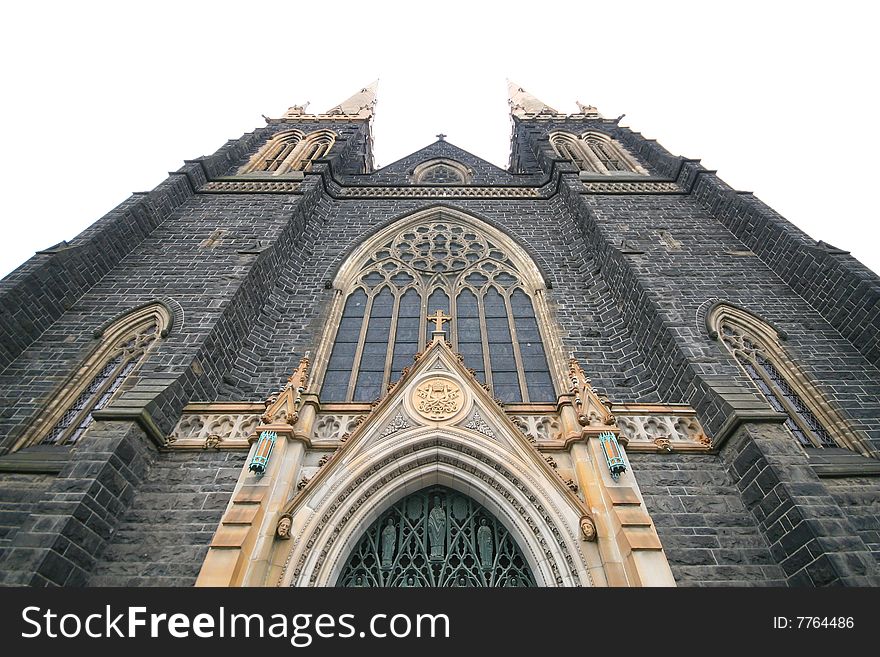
[1,83,878,587]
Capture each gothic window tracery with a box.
[713,308,850,451]
[412,159,472,185]
[321,218,555,403]
[239,129,336,175]
[337,486,535,587]
[28,304,170,447]
[550,131,646,175]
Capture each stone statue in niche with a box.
[427,496,446,560]
[381,518,396,569]
[477,518,494,570]
[276,515,292,540]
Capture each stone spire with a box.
[507,80,559,118]
[324,80,379,118]
[279,81,378,120]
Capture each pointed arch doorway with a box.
[337,485,536,588]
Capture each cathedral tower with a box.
[0,83,877,587]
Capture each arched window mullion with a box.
[449,290,459,350]
[35,313,164,447]
[734,351,814,447]
[381,290,403,392]
[476,292,494,392]
[503,289,530,403]
[719,318,842,450]
[419,284,431,352]
[346,293,376,401]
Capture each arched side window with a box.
[238,129,336,175]
[709,304,861,452]
[550,131,647,175]
[412,159,472,185]
[318,211,562,404]
[20,304,171,448]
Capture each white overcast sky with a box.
[1,1,878,277]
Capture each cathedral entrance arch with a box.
[337,485,536,587]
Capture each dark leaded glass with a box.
[390,289,420,377]
[337,486,535,587]
[456,290,485,383]
[485,288,521,402]
[755,354,836,447]
[323,289,368,401]
[511,290,554,402]
[354,287,393,401]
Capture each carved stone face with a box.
[580,516,597,542]
[277,516,292,539]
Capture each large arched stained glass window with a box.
[321,219,556,403]
[337,486,536,587]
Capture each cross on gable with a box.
[428,309,452,334]
[436,133,447,141]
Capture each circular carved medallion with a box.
[412,377,463,421]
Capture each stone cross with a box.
[428,309,452,334]
[436,133,447,141]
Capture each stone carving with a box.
[477,518,494,570]
[582,181,681,194]
[579,516,597,542]
[569,358,615,427]
[282,436,585,588]
[202,181,301,193]
[312,414,363,442]
[615,412,710,449]
[413,378,463,421]
[381,518,396,569]
[464,409,494,437]
[564,478,578,493]
[262,357,310,426]
[166,412,261,448]
[277,515,292,540]
[338,186,542,199]
[512,415,560,442]
[297,476,310,491]
[544,455,558,469]
[653,437,673,452]
[427,495,447,560]
[381,412,411,438]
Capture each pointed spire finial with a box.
[507,79,559,118]
[324,80,378,118]
[281,102,310,120]
[575,101,603,119]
